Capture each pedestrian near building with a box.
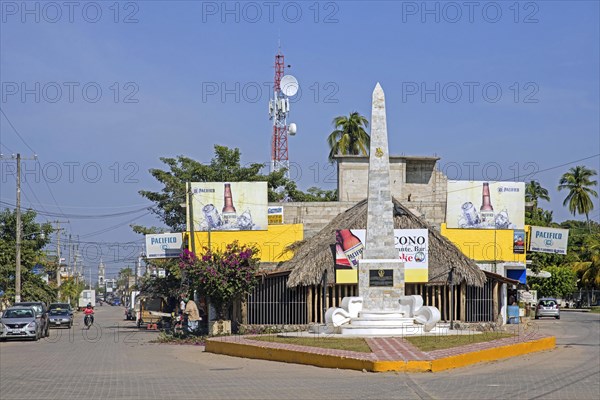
[183,297,201,333]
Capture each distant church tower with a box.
[98,259,105,286]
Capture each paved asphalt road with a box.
[1,306,598,400]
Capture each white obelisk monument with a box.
[357,83,405,310]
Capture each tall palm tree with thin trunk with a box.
[526,180,550,214]
[558,166,598,229]
[327,112,370,162]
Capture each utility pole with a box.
[73,239,79,285]
[68,234,72,280]
[187,182,196,254]
[51,220,69,300]
[136,253,143,289]
[15,153,22,303]
[67,234,72,303]
[76,235,81,282]
[0,153,37,303]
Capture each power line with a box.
[78,211,152,238]
[23,180,50,214]
[0,109,36,154]
[35,158,71,225]
[0,109,72,226]
[0,200,150,219]
[0,142,16,153]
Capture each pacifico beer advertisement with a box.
[530,226,569,255]
[335,229,429,283]
[446,181,525,229]
[188,182,268,231]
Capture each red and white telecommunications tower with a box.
[269,49,298,176]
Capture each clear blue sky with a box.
[1,1,599,279]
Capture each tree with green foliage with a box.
[525,180,550,215]
[558,165,598,228]
[0,209,56,305]
[60,277,85,307]
[135,145,336,234]
[118,267,133,286]
[571,233,600,289]
[528,265,577,298]
[525,207,554,228]
[137,146,265,232]
[327,112,370,162]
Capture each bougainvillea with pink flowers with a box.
[179,241,260,320]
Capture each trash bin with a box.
[507,305,520,324]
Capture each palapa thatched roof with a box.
[283,198,486,288]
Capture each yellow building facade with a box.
[186,224,303,263]
[440,223,528,263]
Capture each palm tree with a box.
[525,180,550,214]
[558,166,598,228]
[571,234,600,306]
[327,112,370,162]
[575,234,600,287]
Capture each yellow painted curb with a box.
[205,336,556,373]
[430,336,556,372]
[371,360,431,373]
[205,339,375,371]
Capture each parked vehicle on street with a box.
[135,295,168,328]
[49,302,72,313]
[78,290,96,310]
[126,291,139,320]
[125,307,135,320]
[535,298,560,319]
[0,306,43,341]
[48,308,73,328]
[13,301,49,337]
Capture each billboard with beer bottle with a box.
[188,182,268,231]
[446,181,525,229]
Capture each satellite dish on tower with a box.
[280,75,299,97]
[288,123,297,135]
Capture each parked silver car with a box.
[0,307,43,341]
[14,301,49,337]
[535,298,560,319]
[48,308,73,328]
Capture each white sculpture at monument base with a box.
[324,295,445,336]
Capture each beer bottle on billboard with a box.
[339,229,364,267]
[222,183,237,225]
[335,231,350,267]
[480,182,494,226]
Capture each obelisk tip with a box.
[373,83,385,100]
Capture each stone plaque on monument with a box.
[369,269,393,287]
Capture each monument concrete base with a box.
[358,259,405,311]
[325,295,444,336]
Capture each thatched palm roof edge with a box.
[282,198,486,288]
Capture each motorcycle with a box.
[164,312,201,337]
[84,314,94,329]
